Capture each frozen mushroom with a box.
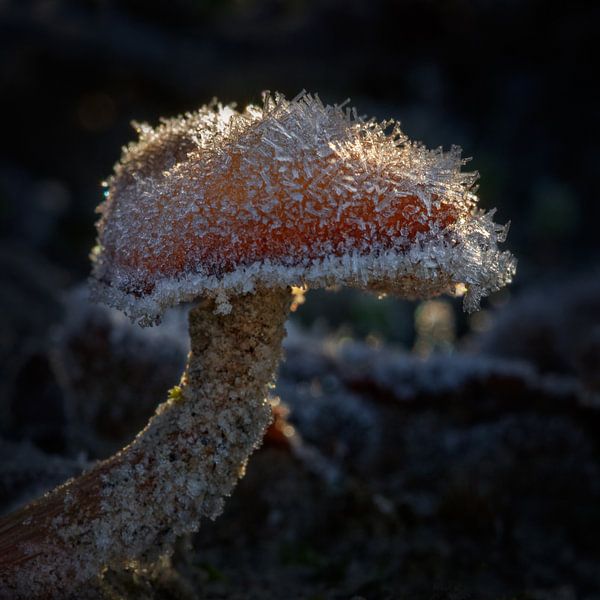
[0,92,515,597]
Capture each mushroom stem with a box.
[0,286,292,598]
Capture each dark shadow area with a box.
[1,1,598,598]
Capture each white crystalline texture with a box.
[0,288,290,598]
[91,91,516,323]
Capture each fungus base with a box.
[0,287,291,598]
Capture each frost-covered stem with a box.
[0,287,291,599]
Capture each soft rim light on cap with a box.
[91,91,516,324]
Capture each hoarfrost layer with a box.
[91,92,515,323]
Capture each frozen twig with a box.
[0,289,290,597]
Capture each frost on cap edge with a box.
[90,91,516,324]
[90,211,516,326]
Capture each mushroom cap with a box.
[91,92,515,324]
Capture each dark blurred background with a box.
[1,0,598,332]
[2,2,600,597]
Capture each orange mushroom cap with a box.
[91,92,515,323]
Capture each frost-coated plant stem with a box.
[0,287,291,599]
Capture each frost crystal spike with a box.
[92,91,516,323]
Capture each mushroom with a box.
[0,92,515,597]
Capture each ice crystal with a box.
[92,91,515,323]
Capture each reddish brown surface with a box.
[105,148,460,294]
[264,404,294,451]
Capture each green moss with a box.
[167,385,184,403]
